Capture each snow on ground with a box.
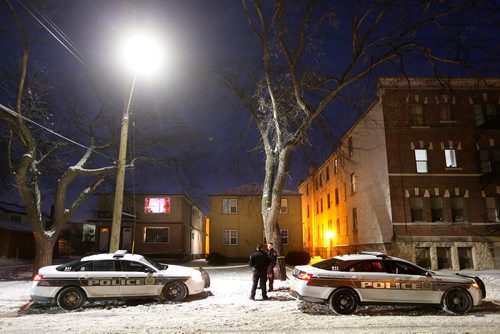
[0,259,499,334]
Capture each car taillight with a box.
[33,274,43,282]
[297,272,312,281]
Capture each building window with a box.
[327,193,331,209]
[316,201,319,214]
[445,149,457,168]
[315,177,318,190]
[440,104,452,121]
[280,229,289,245]
[10,214,22,222]
[222,198,238,214]
[280,198,288,214]
[410,103,425,126]
[334,159,338,174]
[430,197,443,222]
[350,173,356,194]
[222,230,238,245]
[144,227,169,243]
[410,197,424,222]
[352,208,358,231]
[144,197,171,214]
[335,188,339,205]
[415,247,431,269]
[458,247,473,269]
[415,149,428,173]
[306,183,309,196]
[485,197,500,222]
[451,197,466,222]
[336,218,341,236]
[437,247,451,269]
[479,149,500,174]
[348,137,353,157]
[326,166,330,181]
[320,198,323,212]
[307,204,310,218]
[475,103,498,127]
[319,173,323,187]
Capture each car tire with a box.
[328,288,358,315]
[442,288,472,314]
[57,287,86,310]
[161,281,188,302]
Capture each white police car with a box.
[290,252,486,315]
[30,250,210,310]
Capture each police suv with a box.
[30,250,210,310]
[290,252,486,315]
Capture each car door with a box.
[348,260,393,302]
[383,260,436,303]
[118,260,160,297]
[77,260,124,297]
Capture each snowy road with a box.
[1,265,500,333]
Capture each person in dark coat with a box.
[266,242,278,292]
[248,244,270,300]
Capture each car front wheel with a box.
[161,281,188,302]
[329,288,358,315]
[57,287,86,310]
[442,288,472,314]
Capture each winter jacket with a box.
[249,250,270,271]
[267,248,278,267]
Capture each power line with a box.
[0,103,116,162]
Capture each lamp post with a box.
[109,30,165,252]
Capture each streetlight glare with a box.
[119,30,166,76]
[325,230,335,240]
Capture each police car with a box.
[290,252,486,315]
[30,250,210,310]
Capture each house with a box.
[209,183,303,261]
[87,193,207,262]
[0,201,34,259]
[299,77,500,270]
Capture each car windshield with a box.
[143,256,168,271]
[312,258,348,271]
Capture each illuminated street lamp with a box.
[109,29,165,252]
[325,230,335,259]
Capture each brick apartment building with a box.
[299,77,500,270]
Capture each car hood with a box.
[159,264,200,276]
[428,271,475,283]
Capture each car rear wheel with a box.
[442,288,472,314]
[329,288,358,315]
[161,281,188,302]
[57,287,86,310]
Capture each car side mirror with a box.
[425,271,432,277]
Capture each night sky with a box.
[1,0,499,218]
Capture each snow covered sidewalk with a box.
[0,263,499,333]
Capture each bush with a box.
[286,250,311,266]
[206,252,228,266]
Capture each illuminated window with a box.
[222,198,238,214]
[415,149,428,173]
[144,197,170,214]
[280,198,288,214]
[348,137,353,157]
[222,230,238,245]
[144,227,169,243]
[445,149,457,167]
[334,159,338,174]
[350,173,356,194]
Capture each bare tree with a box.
[225,0,497,279]
[0,1,122,276]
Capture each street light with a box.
[109,29,165,252]
[325,230,335,259]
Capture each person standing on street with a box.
[266,242,278,292]
[248,244,270,300]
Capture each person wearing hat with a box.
[248,244,270,300]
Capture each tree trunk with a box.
[32,233,57,278]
